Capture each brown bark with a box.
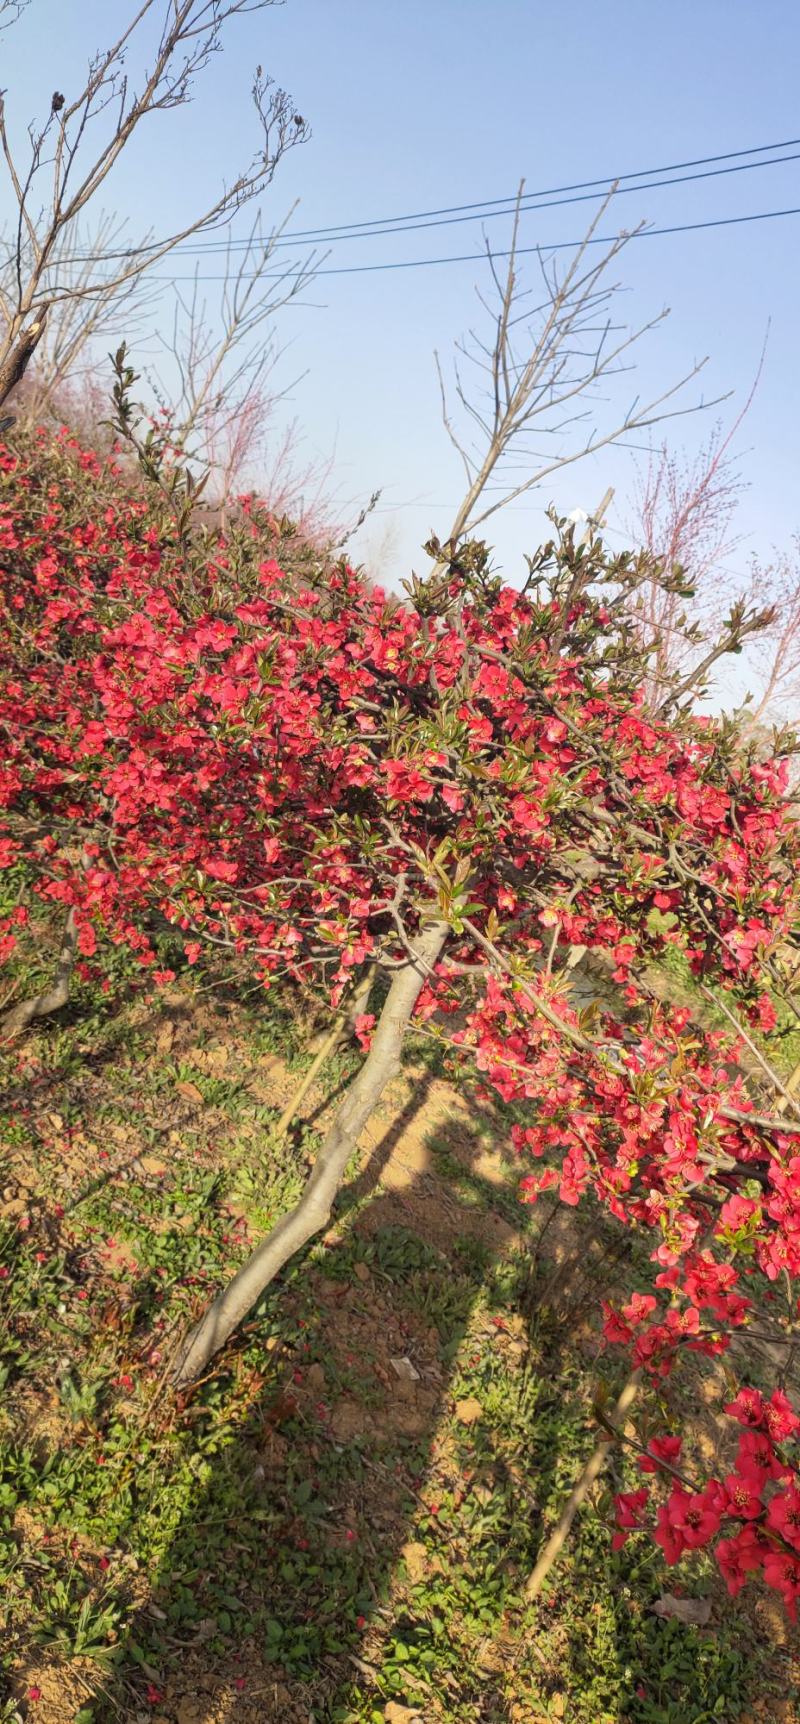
[0,305,49,412]
[172,922,448,1386]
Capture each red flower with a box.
[763,1549,800,1618]
[753,992,777,1031]
[637,1434,682,1475]
[612,1487,650,1548]
[383,759,433,803]
[736,1429,788,1484]
[722,1472,763,1520]
[76,920,97,956]
[656,1487,722,1561]
[767,1486,800,1549]
[622,1292,658,1326]
[717,1193,759,1236]
[764,1388,800,1443]
[725,1387,765,1428]
[716,1530,763,1597]
[353,1012,376,1049]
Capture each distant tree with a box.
[146,216,318,502]
[1,216,158,431]
[738,540,800,735]
[628,423,745,698]
[625,420,800,737]
[430,205,770,715]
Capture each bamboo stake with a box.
[272,1012,347,1143]
[274,962,378,1141]
[524,1370,640,1602]
[776,1054,800,1117]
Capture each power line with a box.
[143,202,800,281]
[155,147,800,252]
[50,134,800,263]
[265,134,800,241]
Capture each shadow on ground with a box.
[89,1070,693,1724]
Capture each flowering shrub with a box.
[2,423,800,1605]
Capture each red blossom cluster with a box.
[3,425,800,1605]
[614,1386,800,1615]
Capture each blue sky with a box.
[2,0,800,614]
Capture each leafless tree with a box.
[147,214,318,498]
[133,215,356,538]
[255,417,352,544]
[432,184,715,558]
[0,0,308,412]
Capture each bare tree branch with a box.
[0,0,308,411]
[0,0,30,29]
[656,595,776,718]
[433,183,722,563]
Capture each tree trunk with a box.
[0,305,50,415]
[0,908,78,1041]
[172,921,449,1387]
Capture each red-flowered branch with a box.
[2,422,800,1607]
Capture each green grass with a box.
[658,941,800,1077]
[0,912,796,1721]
